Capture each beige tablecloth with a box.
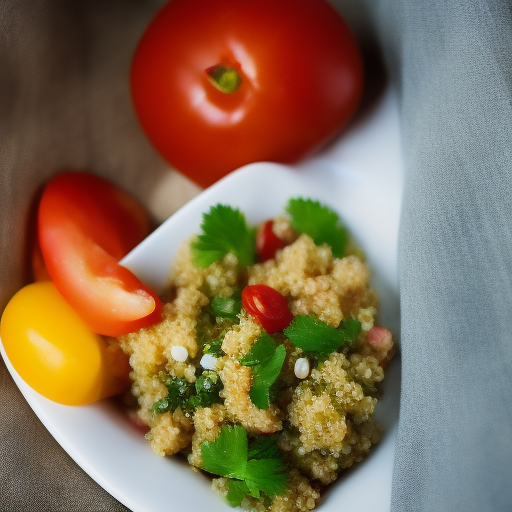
[0,1,199,510]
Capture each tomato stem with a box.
[205,65,241,93]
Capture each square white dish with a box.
[0,87,403,512]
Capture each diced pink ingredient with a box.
[367,326,393,362]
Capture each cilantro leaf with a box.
[250,345,286,409]
[226,480,251,507]
[191,204,256,268]
[240,334,286,409]
[249,384,272,410]
[152,372,223,414]
[201,426,288,505]
[239,332,276,367]
[244,479,261,499]
[284,315,361,356]
[211,294,242,319]
[248,434,282,460]
[286,197,348,258]
[339,317,362,349]
[201,425,248,478]
[245,459,289,497]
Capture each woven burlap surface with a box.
[0,1,199,510]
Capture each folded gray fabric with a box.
[360,1,512,510]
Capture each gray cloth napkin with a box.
[2,0,512,511]
[365,1,512,511]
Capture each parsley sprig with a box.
[240,333,286,409]
[191,204,256,268]
[201,425,288,506]
[210,292,242,320]
[203,338,225,357]
[284,315,361,357]
[286,197,348,258]
[152,372,223,414]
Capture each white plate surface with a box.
[1,87,403,512]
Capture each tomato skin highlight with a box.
[242,284,293,334]
[131,0,363,188]
[256,220,287,262]
[38,172,162,337]
[0,282,131,406]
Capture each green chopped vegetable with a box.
[226,480,252,507]
[240,332,276,367]
[286,197,348,258]
[284,315,361,357]
[201,425,288,506]
[203,338,225,357]
[152,372,223,414]
[191,204,256,268]
[247,434,282,460]
[211,294,242,319]
[152,377,193,414]
[240,333,286,409]
[185,371,223,410]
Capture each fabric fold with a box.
[361,1,512,510]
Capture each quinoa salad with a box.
[118,197,395,512]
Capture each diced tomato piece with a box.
[256,220,287,262]
[242,284,293,333]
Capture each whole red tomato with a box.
[131,0,363,188]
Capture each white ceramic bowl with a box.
[0,87,403,512]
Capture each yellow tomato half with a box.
[1,281,131,405]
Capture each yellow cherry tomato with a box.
[0,281,131,405]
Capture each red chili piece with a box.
[256,220,287,262]
[242,284,293,333]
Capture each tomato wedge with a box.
[38,172,162,337]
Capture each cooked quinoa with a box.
[119,200,394,511]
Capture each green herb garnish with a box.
[211,294,242,319]
[152,377,193,414]
[284,315,361,357]
[152,372,223,414]
[191,204,256,268]
[286,197,348,258]
[201,425,288,506]
[185,371,223,410]
[203,338,225,357]
[240,332,286,409]
[240,332,276,367]
[247,433,282,460]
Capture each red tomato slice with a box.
[38,172,162,337]
[256,220,287,262]
[242,284,293,333]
